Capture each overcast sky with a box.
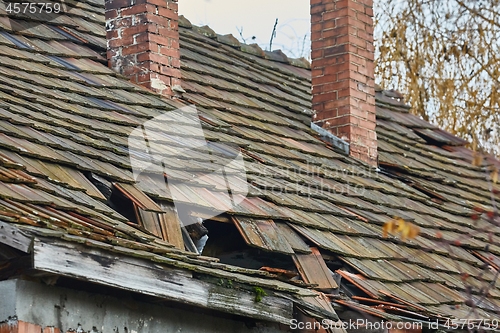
[179,0,311,59]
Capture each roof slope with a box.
[176,19,500,320]
[0,0,498,325]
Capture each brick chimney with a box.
[105,0,181,98]
[311,0,377,166]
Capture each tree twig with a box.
[236,26,246,43]
[269,18,278,51]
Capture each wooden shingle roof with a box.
[0,0,499,325]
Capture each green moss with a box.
[253,286,267,303]
[217,278,234,289]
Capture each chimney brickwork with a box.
[311,0,377,166]
[105,0,181,98]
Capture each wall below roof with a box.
[0,279,283,333]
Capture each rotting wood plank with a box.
[276,222,311,254]
[293,247,338,290]
[32,238,294,324]
[0,221,32,253]
[232,216,294,254]
[134,202,184,250]
[136,207,163,238]
[159,203,184,250]
[114,183,164,212]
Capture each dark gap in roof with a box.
[218,248,296,272]
[0,243,26,261]
[377,164,415,183]
[378,164,444,202]
[201,220,246,257]
[202,219,297,270]
[336,279,368,299]
[109,187,138,224]
[324,259,344,297]
[413,130,446,147]
[324,258,345,272]
[86,172,112,200]
[412,127,470,149]
[0,252,31,281]
[47,55,80,70]
[0,31,32,49]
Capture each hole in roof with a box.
[202,220,297,270]
[109,188,139,223]
[0,31,32,49]
[47,55,80,70]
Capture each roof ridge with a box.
[178,15,311,70]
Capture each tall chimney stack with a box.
[311,0,377,166]
[105,0,181,98]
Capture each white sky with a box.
[179,0,311,59]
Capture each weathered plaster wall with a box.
[0,279,284,333]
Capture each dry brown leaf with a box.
[382,217,419,240]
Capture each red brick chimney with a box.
[311,0,377,166]
[105,0,181,98]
